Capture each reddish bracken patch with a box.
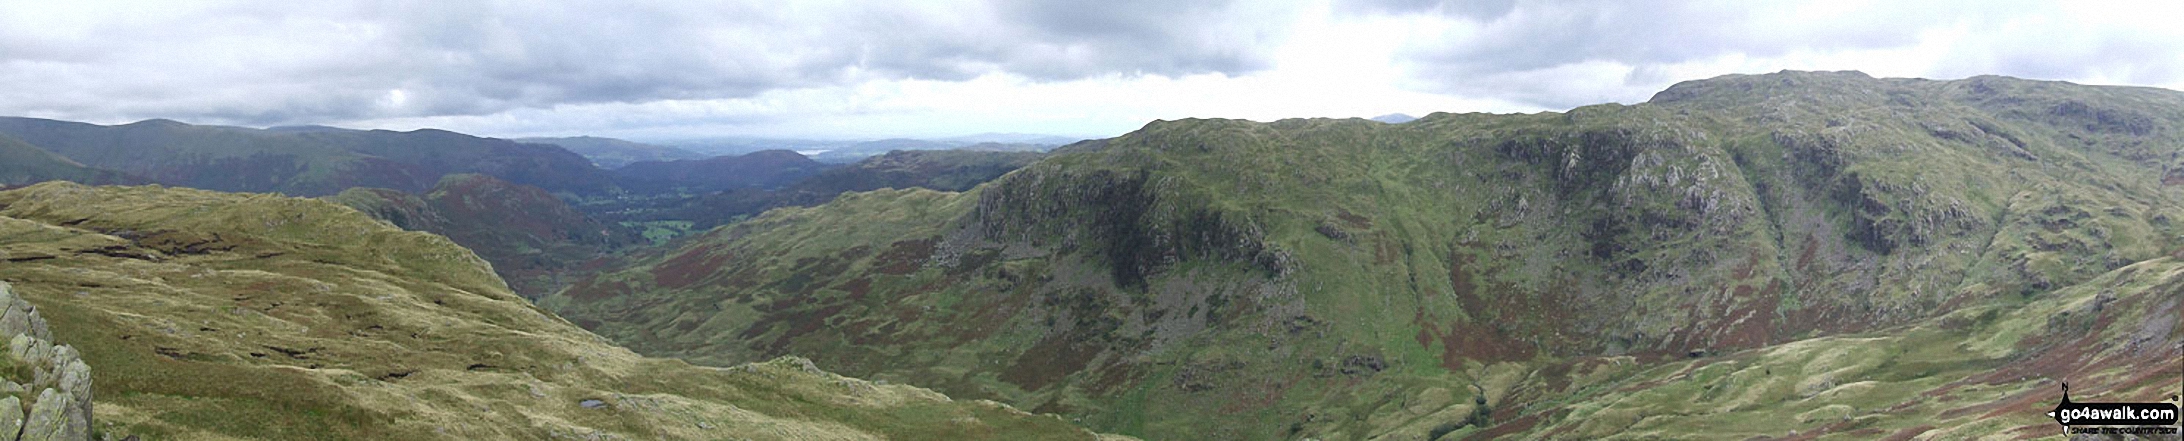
[1416,248,1562,369]
[652,245,735,289]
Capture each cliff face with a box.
[546,72,2184,439]
[0,182,1116,440]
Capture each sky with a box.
[2,0,2182,141]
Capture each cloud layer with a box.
[0,1,1294,126]
[2,1,2181,139]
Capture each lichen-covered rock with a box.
[0,396,21,441]
[18,389,63,441]
[0,283,88,441]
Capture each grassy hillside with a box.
[545,72,2184,439]
[0,132,138,186]
[0,182,1120,440]
[0,118,614,196]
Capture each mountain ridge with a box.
[545,71,2184,439]
[0,117,615,196]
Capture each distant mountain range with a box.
[653,133,1081,163]
[611,149,832,193]
[0,117,613,196]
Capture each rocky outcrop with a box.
[0,282,89,441]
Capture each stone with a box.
[0,395,22,441]
[20,388,64,441]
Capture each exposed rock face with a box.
[0,282,89,441]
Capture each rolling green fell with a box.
[0,182,1122,440]
[546,71,2184,439]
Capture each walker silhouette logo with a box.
[2045,383,2179,436]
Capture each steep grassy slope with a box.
[546,72,2184,439]
[517,136,708,169]
[0,182,1119,440]
[0,133,137,187]
[327,174,642,299]
[0,118,613,196]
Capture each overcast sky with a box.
[3,1,2182,141]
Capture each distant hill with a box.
[0,117,615,196]
[327,174,641,299]
[0,132,140,186]
[589,149,1044,232]
[515,136,707,169]
[954,142,1050,152]
[658,135,1077,162]
[936,133,1085,145]
[1369,113,1418,123]
[611,149,830,193]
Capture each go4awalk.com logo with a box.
[2046,383,2180,437]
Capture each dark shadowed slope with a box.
[545,72,2184,440]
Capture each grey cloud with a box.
[1377,0,2107,109]
[0,0,1293,126]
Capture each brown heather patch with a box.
[838,277,873,302]
[1000,329,1104,392]
[873,237,937,275]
